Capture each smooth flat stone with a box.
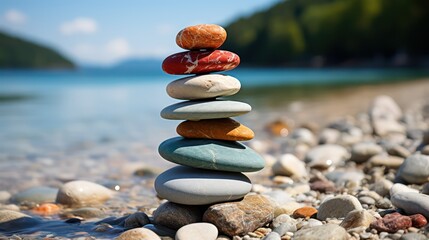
[176,24,226,50]
[56,180,114,207]
[12,186,58,205]
[391,191,429,219]
[154,166,252,205]
[317,195,363,221]
[166,74,240,100]
[176,118,254,141]
[162,50,240,75]
[396,153,429,184]
[116,228,161,240]
[158,137,264,172]
[175,222,218,240]
[293,224,348,240]
[161,100,251,121]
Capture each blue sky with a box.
[0,0,279,65]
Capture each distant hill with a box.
[0,31,74,69]
[223,0,429,67]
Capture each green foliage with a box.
[223,0,429,66]
[0,31,74,69]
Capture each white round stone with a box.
[56,180,114,207]
[175,222,218,240]
[161,100,251,120]
[155,166,252,205]
[305,144,349,169]
[167,74,240,100]
[317,195,363,221]
[272,154,307,179]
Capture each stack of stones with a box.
[155,24,265,209]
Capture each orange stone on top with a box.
[177,118,254,141]
[176,24,227,50]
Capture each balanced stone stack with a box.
[155,24,265,207]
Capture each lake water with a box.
[0,67,428,166]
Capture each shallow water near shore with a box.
[0,68,429,238]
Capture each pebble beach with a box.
[1,24,429,240]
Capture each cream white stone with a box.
[167,74,240,100]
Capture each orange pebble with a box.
[292,206,318,219]
[32,203,60,215]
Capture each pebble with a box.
[309,180,336,193]
[176,24,226,50]
[350,142,383,163]
[175,222,218,240]
[162,50,240,75]
[153,201,205,230]
[167,74,240,100]
[359,196,376,205]
[375,198,392,209]
[123,212,150,229]
[11,186,58,205]
[155,166,252,205]
[203,195,274,237]
[290,128,316,146]
[161,100,251,120]
[370,96,405,136]
[369,154,404,168]
[271,214,296,229]
[273,201,303,217]
[177,118,254,141]
[262,232,281,240]
[0,210,40,231]
[392,192,429,219]
[56,180,114,207]
[409,214,427,228]
[318,128,341,144]
[386,144,411,158]
[116,228,161,240]
[390,183,418,196]
[317,195,363,220]
[371,178,393,197]
[305,144,349,169]
[396,153,429,184]
[273,222,296,236]
[272,154,307,179]
[399,233,428,240]
[325,170,364,188]
[61,207,104,219]
[292,206,317,219]
[293,223,348,240]
[158,137,264,172]
[340,210,375,230]
[370,212,411,233]
[32,203,60,215]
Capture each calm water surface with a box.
[0,67,428,161]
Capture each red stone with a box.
[370,212,412,233]
[410,214,427,228]
[162,50,240,75]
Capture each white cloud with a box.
[4,9,26,25]
[106,38,130,59]
[60,17,97,35]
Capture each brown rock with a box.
[370,212,412,233]
[309,180,336,193]
[292,206,317,219]
[340,210,375,230]
[116,228,161,240]
[203,194,274,236]
[153,201,206,230]
[177,118,254,141]
[410,214,427,228]
[176,24,226,50]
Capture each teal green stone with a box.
[158,137,265,172]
